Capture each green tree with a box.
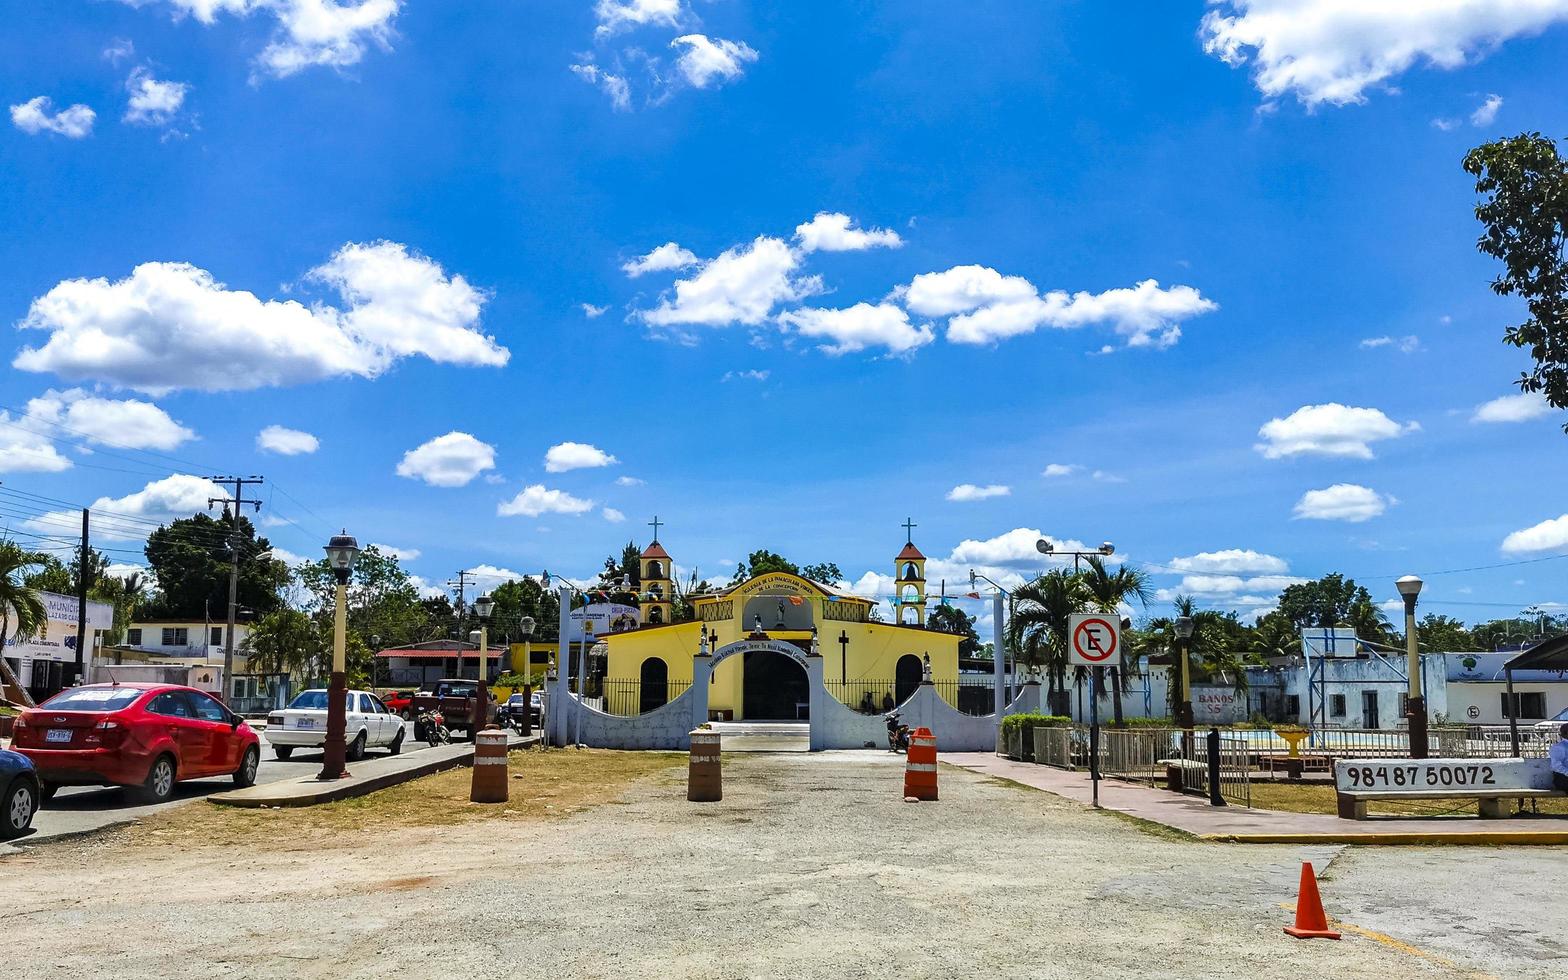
[141,512,288,620]
[926,602,981,658]
[800,562,843,586]
[489,576,561,641]
[295,545,426,650]
[22,555,72,595]
[90,570,149,656]
[1417,614,1475,653]
[1275,573,1378,632]
[0,541,49,655]
[1007,569,1088,715]
[1147,596,1250,707]
[1079,555,1151,726]
[1464,133,1568,428]
[1249,610,1300,660]
[731,550,799,583]
[241,608,324,678]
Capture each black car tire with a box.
[3,777,38,839]
[387,727,404,756]
[347,731,367,762]
[274,746,294,760]
[399,709,411,721]
[137,754,176,804]
[233,746,260,787]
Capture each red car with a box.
[381,691,415,719]
[11,683,261,803]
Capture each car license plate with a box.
[297,718,315,729]
[46,729,73,743]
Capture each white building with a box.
[1,589,113,701]
[122,619,253,662]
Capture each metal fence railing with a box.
[1032,726,1078,768]
[1098,728,1180,784]
[597,679,691,717]
[823,679,999,716]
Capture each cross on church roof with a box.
[903,517,917,544]
[649,515,663,543]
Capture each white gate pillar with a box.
[806,653,826,752]
[691,649,712,731]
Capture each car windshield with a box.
[287,691,352,711]
[40,687,143,712]
[1550,707,1568,723]
[439,684,477,698]
[507,695,525,704]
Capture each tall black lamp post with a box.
[1174,615,1195,731]
[1397,575,1429,758]
[318,531,359,781]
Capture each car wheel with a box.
[137,755,176,804]
[388,727,405,756]
[233,746,260,788]
[399,709,411,721]
[3,778,37,839]
[274,745,294,761]
[347,731,367,762]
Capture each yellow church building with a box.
[600,529,960,721]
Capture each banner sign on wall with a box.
[0,590,113,662]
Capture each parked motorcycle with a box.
[885,712,911,753]
[415,708,451,747]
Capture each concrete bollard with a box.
[688,728,722,802]
[470,725,509,804]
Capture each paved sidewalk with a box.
[945,752,1568,845]
[211,733,540,808]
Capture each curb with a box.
[1200,830,1568,846]
[209,734,541,809]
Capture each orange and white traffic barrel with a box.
[904,727,938,801]
[470,725,509,803]
[689,728,722,802]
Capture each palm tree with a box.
[1079,556,1150,726]
[90,571,148,662]
[1007,569,1087,715]
[1,541,50,677]
[1149,595,1251,719]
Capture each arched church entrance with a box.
[895,654,923,706]
[741,648,810,721]
[639,656,669,713]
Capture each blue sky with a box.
[3,1,1568,627]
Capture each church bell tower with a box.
[640,516,673,626]
[894,518,927,626]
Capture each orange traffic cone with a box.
[904,727,938,801]
[1284,862,1342,940]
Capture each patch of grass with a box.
[129,748,687,850]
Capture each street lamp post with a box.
[1174,616,1195,737]
[318,531,360,781]
[1397,575,1428,758]
[520,615,535,736]
[473,594,495,743]
[370,634,380,693]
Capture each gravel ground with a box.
[0,751,1550,979]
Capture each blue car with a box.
[2,748,41,839]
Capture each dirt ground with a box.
[2,749,1562,979]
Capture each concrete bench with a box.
[1333,758,1563,820]
[1159,758,1207,793]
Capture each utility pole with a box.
[75,507,89,685]
[446,569,475,676]
[207,476,264,705]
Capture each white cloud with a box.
[594,0,683,37]
[123,68,188,126]
[367,542,419,561]
[256,424,319,455]
[1473,391,1553,423]
[641,237,820,328]
[1154,573,1307,600]
[615,476,645,487]
[25,388,194,451]
[498,485,595,517]
[136,1,403,80]
[1091,470,1127,484]
[777,303,934,356]
[10,97,95,138]
[1292,484,1392,522]
[25,474,223,542]
[0,412,72,473]
[946,483,1011,502]
[1200,1,1568,107]
[794,212,903,253]
[268,547,310,566]
[1471,92,1504,125]
[465,564,527,587]
[1256,403,1418,459]
[1360,334,1420,352]
[104,38,136,64]
[602,507,626,523]
[671,34,758,89]
[1501,514,1568,554]
[722,369,769,382]
[899,265,1038,318]
[623,242,700,277]
[570,63,632,111]
[945,279,1218,348]
[396,432,497,487]
[544,441,618,473]
[1042,463,1081,478]
[581,303,610,318]
[14,241,506,394]
[1169,549,1289,574]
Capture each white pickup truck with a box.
[266,689,406,760]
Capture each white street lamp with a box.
[472,594,495,742]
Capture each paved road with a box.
[9,720,434,846]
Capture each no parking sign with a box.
[1068,614,1121,667]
